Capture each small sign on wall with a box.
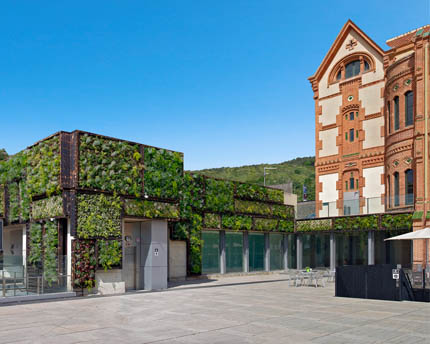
[154,248,159,256]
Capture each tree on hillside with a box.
[0,149,8,161]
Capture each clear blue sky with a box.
[1,1,428,170]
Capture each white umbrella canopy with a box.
[384,227,430,241]
[385,228,430,269]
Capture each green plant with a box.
[188,214,203,274]
[235,199,271,216]
[235,183,270,201]
[279,219,295,232]
[8,182,20,223]
[204,178,234,212]
[266,188,284,203]
[79,134,143,196]
[43,221,58,285]
[254,218,279,231]
[0,185,4,217]
[333,215,378,231]
[124,199,179,218]
[32,195,64,220]
[26,136,61,197]
[172,222,189,240]
[296,219,332,232]
[19,181,30,221]
[144,146,183,199]
[381,213,412,230]
[0,151,27,185]
[179,173,205,219]
[73,239,97,290]
[77,193,122,239]
[98,240,122,271]
[221,215,252,230]
[203,213,221,229]
[28,223,43,266]
[272,204,293,219]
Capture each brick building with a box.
[309,20,430,267]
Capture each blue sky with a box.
[1,1,428,170]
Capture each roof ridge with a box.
[386,24,430,43]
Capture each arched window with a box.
[405,169,413,205]
[336,70,342,80]
[394,172,399,206]
[387,101,391,134]
[387,175,391,208]
[394,96,400,130]
[364,60,370,71]
[345,60,361,79]
[405,91,413,126]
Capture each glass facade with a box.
[201,231,220,274]
[374,231,412,267]
[249,233,265,271]
[270,233,283,271]
[225,232,243,273]
[335,232,368,266]
[287,234,297,269]
[302,233,330,268]
[199,229,407,275]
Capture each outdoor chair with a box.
[310,271,325,288]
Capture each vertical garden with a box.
[0,130,412,290]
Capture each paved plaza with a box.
[0,274,429,344]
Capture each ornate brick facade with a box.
[309,20,430,266]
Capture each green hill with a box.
[191,156,315,201]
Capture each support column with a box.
[297,235,303,270]
[264,233,270,272]
[243,231,249,273]
[66,219,73,292]
[330,232,336,272]
[219,230,226,274]
[368,231,375,265]
[283,234,288,270]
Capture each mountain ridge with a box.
[190,156,315,201]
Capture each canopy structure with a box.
[384,227,430,241]
[385,228,430,268]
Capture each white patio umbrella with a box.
[385,227,430,268]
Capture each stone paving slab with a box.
[0,274,428,343]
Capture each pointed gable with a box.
[309,20,385,96]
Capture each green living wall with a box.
[0,135,61,224]
[173,174,294,274]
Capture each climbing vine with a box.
[77,193,122,239]
[79,134,143,196]
[143,146,183,199]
